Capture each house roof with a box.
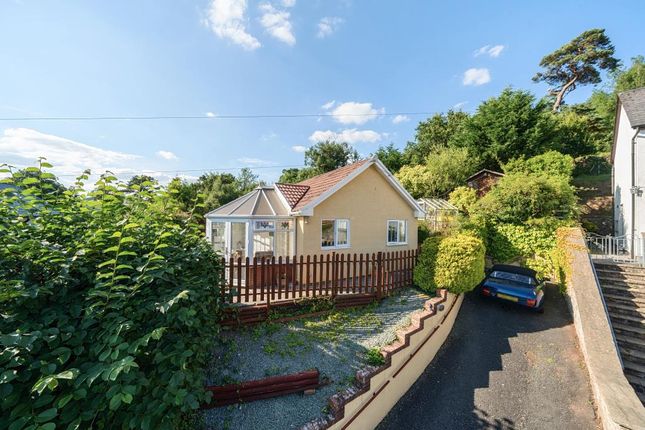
[465,169,504,182]
[205,157,425,218]
[417,198,458,211]
[290,160,370,211]
[618,87,645,128]
[274,183,310,208]
[206,186,290,217]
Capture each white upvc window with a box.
[387,220,407,245]
[321,219,350,249]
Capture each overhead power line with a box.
[53,164,306,177]
[0,112,433,122]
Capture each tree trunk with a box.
[552,76,578,112]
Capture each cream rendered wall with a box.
[295,165,418,256]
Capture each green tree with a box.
[455,88,556,168]
[449,186,478,215]
[533,28,619,111]
[396,146,479,198]
[304,140,359,172]
[403,110,469,164]
[280,140,359,183]
[127,174,159,191]
[373,143,405,173]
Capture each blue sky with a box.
[0,0,643,183]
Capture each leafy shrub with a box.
[504,150,574,179]
[364,348,386,366]
[434,233,486,294]
[417,220,432,245]
[413,236,443,292]
[0,161,222,430]
[448,186,478,215]
[472,173,577,224]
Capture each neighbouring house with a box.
[612,87,645,258]
[205,156,424,260]
[466,169,504,196]
[416,198,458,231]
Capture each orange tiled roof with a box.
[274,183,310,208]
[290,159,370,211]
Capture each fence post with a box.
[332,252,338,299]
[377,251,383,300]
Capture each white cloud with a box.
[317,16,343,38]
[205,0,261,51]
[259,3,295,46]
[328,102,384,125]
[462,68,491,86]
[474,44,505,58]
[237,157,274,166]
[206,111,217,117]
[281,0,296,7]
[392,114,409,124]
[156,150,178,160]
[0,128,141,178]
[291,145,307,153]
[453,101,468,110]
[308,129,382,144]
[321,100,335,110]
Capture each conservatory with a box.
[416,198,459,231]
[205,186,296,260]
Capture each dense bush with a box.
[503,151,574,179]
[573,153,611,176]
[448,186,478,215]
[434,234,486,294]
[472,173,577,224]
[0,161,222,429]
[417,220,432,246]
[413,236,443,292]
[414,233,485,294]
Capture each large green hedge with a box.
[0,162,222,429]
[414,233,485,295]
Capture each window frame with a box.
[386,219,408,246]
[321,218,351,250]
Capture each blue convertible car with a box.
[480,264,544,312]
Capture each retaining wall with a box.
[560,228,645,430]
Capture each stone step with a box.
[603,292,645,306]
[595,263,645,275]
[624,371,645,398]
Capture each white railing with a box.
[585,233,645,266]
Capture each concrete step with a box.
[619,344,645,366]
[606,302,645,320]
[595,263,645,275]
[624,360,645,379]
[600,283,645,300]
[616,332,645,351]
[597,274,645,288]
[613,322,645,337]
[607,311,645,327]
[603,292,645,306]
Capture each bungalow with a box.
[466,169,504,197]
[612,87,645,259]
[205,156,424,260]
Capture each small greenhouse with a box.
[416,198,458,232]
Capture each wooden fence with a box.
[220,250,418,305]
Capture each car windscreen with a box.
[489,270,536,286]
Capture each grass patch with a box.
[364,347,385,366]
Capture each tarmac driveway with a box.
[378,284,599,430]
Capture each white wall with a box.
[613,105,645,255]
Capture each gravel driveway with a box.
[204,288,431,430]
[378,284,599,430]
